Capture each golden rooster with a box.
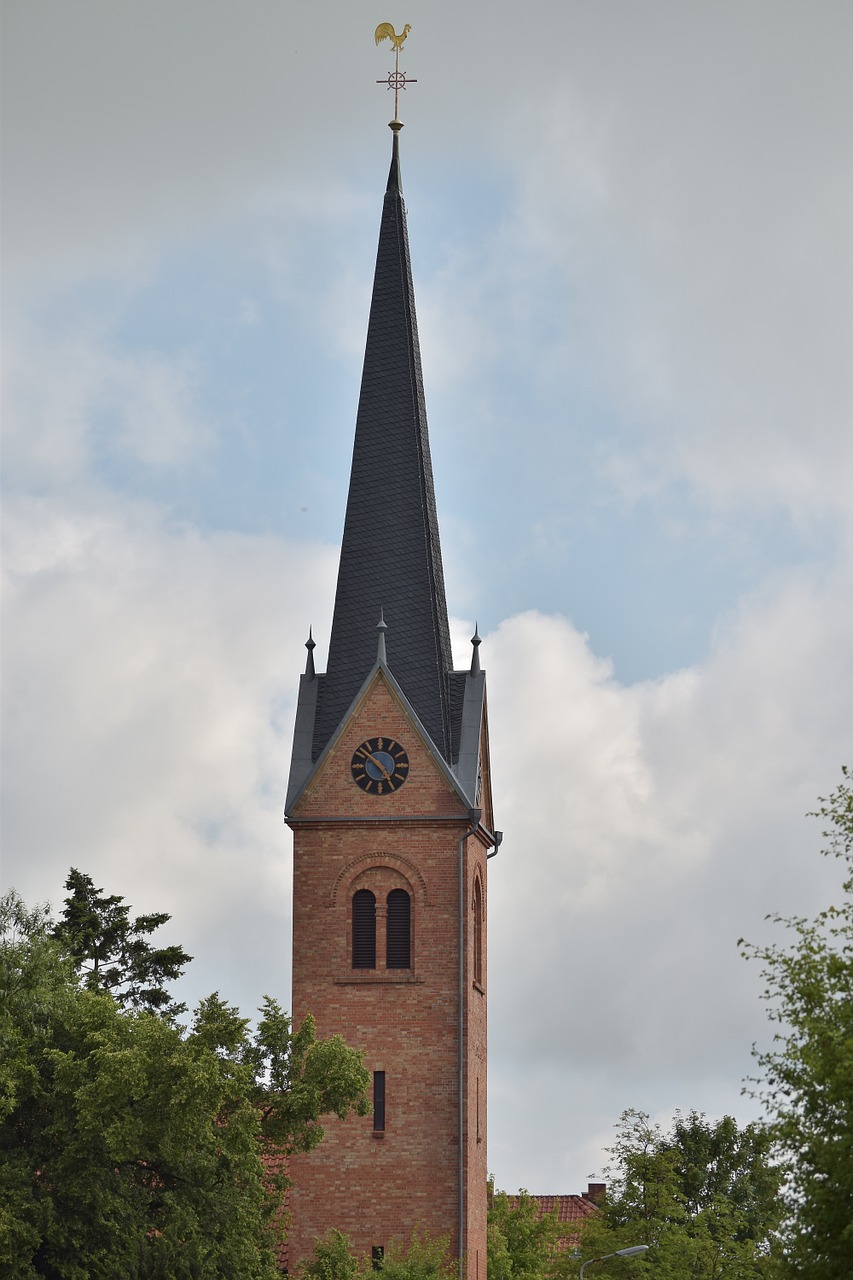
[374,22,411,53]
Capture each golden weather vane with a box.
[374,22,416,127]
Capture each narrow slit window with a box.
[386,888,411,969]
[372,1248,384,1271]
[352,890,377,969]
[476,1075,481,1143]
[473,876,483,987]
[373,1070,386,1131]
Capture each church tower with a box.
[285,126,498,1280]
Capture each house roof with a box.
[527,1193,601,1225]
[508,1191,603,1252]
[263,1149,289,1272]
[311,131,454,764]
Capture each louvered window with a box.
[352,890,376,968]
[386,889,411,969]
[473,876,483,987]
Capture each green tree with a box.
[300,1230,453,1280]
[487,1184,561,1280]
[52,867,192,1016]
[577,1109,782,1278]
[1,888,370,1279]
[741,767,853,1279]
[378,1232,454,1280]
[300,1230,362,1280]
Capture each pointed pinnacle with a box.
[470,624,482,676]
[305,627,316,680]
[376,607,388,665]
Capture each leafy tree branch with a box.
[741,766,853,1279]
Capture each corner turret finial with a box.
[375,22,416,129]
[376,607,388,665]
[470,624,482,676]
[305,627,316,680]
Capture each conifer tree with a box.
[53,867,192,1016]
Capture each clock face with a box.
[351,737,410,794]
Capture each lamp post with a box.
[578,1244,649,1278]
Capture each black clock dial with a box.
[351,737,409,794]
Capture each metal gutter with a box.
[458,807,482,1280]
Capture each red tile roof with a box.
[508,1190,602,1252]
[262,1149,289,1273]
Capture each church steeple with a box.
[285,120,494,1280]
[311,131,454,761]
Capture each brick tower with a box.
[285,128,499,1280]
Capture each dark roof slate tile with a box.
[312,134,454,761]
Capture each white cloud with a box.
[484,555,852,1188]
[2,2,373,283]
[3,325,213,485]
[1,491,337,1017]
[408,4,853,530]
[4,0,852,1197]
[3,477,850,1193]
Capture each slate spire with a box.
[312,131,454,759]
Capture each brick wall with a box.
[287,671,489,1279]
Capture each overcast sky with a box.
[3,0,852,1195]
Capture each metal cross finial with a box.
[374,22,417,126]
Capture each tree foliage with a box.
[578,1109,782,1278]
[487,1185,561,1280]
[52,868,192,1016]
[300,1230,453,1280]
[0,887,370,1279]
[379,1232,455,1280]
[741,766,853,1279]
[300,1231,363,1280]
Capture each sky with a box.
[2,0,852,1195]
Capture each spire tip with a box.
[305,627,317,679]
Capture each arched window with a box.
[352,890,377,969]
[473,876,483,987]
[386,888,411,969]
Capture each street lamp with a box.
[579,1245,649,1278]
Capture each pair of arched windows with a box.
[352,888,411,970]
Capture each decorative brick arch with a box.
[328,851,429,908]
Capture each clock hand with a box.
[366,753,392,782]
